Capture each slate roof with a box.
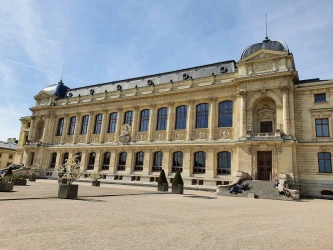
[65,60,236,98]
[41,80,70,98]
[0,141,17,150]
[241,37,289,59]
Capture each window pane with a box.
[94,114,103,134]
[316,126,322,137]
[81,115,89,134]
[124,111,133,126]
[218,101,233,127]
[56,118,64,136]
[156,108,168,130]
[108,113,117,133]
[175,106,187,130]
[139,109,150,131]
[196,104,209,128]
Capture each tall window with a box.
[134,152,144,171]
[50,152,57,168]
[156,108,168,130]
[102,152,111,170]
[152,151,163,172]
[108,113,117,133]
[218,101,233,127]
[124,111,133,126]
[62,152,69,165]
[318,152,332,173]
[172,151,183,172]
[87,152,96,170]
[196,103,209,128]
[139,109,150,131]
[81,115,89,134]
[175,105,187,129]
[118,152,127,171]
[94,114,103,134]
[217,152,231,175]
[68,116,76,135]
[193,151,206,174]
[75,152,82,164]
[315,118,329,137]
[56,118,64,136]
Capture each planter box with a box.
[0,182,14,192]
[58,184,78,199]
[92,181,100,187]
[29,176,37,182]
[58,179,68,184]
[158,183,168,192]
[172,184,184,194]
[12,179,27,186]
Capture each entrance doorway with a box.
[257,151,272,180]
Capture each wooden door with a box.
[257,151,272,180]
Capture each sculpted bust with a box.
[119,124,131,143]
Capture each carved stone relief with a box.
[174,130,185,140]
[119,124,131,143]
[153,131,165,141]
[77,135,86,143]
[90,134,99,143]
[218,128,232,139]
[259,142,268,151]
[105,133,115,142]
[136,132,147,141]
[54,136,61,145]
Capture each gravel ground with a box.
[1,180,333,250]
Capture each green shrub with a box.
[172,170,183,185]
[4,167,13,176]
[158,169,168,184]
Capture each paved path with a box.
[1,180,333,250]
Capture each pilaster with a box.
[208,96,216,140]
[148,104,156,142]
[186,99,194,141]
[131,107,139,143]
[100,110,108,143]
[60,114,69,144]
[115,108,123,141]
[85,111,94,144]
[166,102,174,141]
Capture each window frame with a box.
[217,151,231,175]
[196,103,209,129]
[193,151,206,174]
[50,152,57,168]
[80,115,89,135]
[172,151,183,173]
[56,117,65,136]
[94,113,103,134]
[108,112,118,133]
[315,118,330,137]
[124,111,133,126]
[152,151,163,172]
[102,152,111,170]
[68,116,76,135]
[218,101,233,127]
[87,152,96,170]
[139,109,150,132]
[62,152,69,165]
[156,107,168,131]
[134,151,144,171]
[118,152,127,171]
[318,152,332,173]
[175,105,187,130]
[314,93,326,103]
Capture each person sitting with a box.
[274,180,279,188]
[242,183,249,191]
[229,184,239,194]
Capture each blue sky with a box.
[0,0,332,141]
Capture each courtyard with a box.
[1,180,333,250]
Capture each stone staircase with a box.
[217,180,296,201]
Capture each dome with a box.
[240,37,289,59]
[40,80,70,98]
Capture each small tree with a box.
[172,170,184,185]
[89,171,102,181]
[172,170,184,194]
[157,169,168,192]
[58,157,83,185]
[158,169,168,184]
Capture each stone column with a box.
[162,149,171,176]
[54,151,61,170]
[85,111,94,144]
[238,91,247,138]
[115,108,123,142]
[100,110,108,143]
[205,148,215,178]
[94,150,102,171]
[208,96,216,140]
[80,151,87,171]
[143,150,151,175]
[60,114,69,144]
[28,117,35,141]
[73,113,82,144]
[186,99,194,141]
[125,149,133,174]
[281,86,289,136]
[109,149,116,173]
[131,106,139,143]
[148,104,156,142]
[166,102,174,141]
[183,148,192,177]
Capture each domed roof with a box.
[41,80,70,98]
[241,37,289,59]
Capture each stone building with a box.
[0,138,17,169]
[15,37,333,197]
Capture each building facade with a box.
[0,138,17,169]
[15,38,333,197]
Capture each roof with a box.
[241,37,289,59]
[41,80,70,98]
[65,60,237,98]
[0,141,17,150]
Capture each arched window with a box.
[318,152,332,173]
[62,152,69,165]
[94,114,103,134]
[50,152,57,168]
[124,111,133,126]
[102,152,111,170]
[56,118,64,136]
[75,152,82,164]
[68,116,76,135]
[172,151,183,172]
[193,151,206,174]
[217,151,231,175]
[118,152,127,171]
[81,115,89,134]
[139,109,150,131]
[87,152,96,170]
[134,151,144,171]
[175,105,187,129]
[152,151,163,172]
[108,113,117,133]
[218,101,233,127]
[196,104,209,128]
[156,108,168,130]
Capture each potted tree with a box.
[172,170,184,194]
[58,157,83,199]
[57,164,68,184]
[27,166,40,182]
[0,177,14,192]
[157,169,168,192]
[89,171,102,186]
[11,174,27,186]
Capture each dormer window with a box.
[315,93,326,103]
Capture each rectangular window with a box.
[318,152,332,173]
[8,155,13,159]
[108,113,117,133]
[81,115,89,135]
[260,121,273,133]
[315,93,326,103]
[175,106,187,130]
[139,110,150,131]
[156,108,168,130]
[316,118,329,137]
